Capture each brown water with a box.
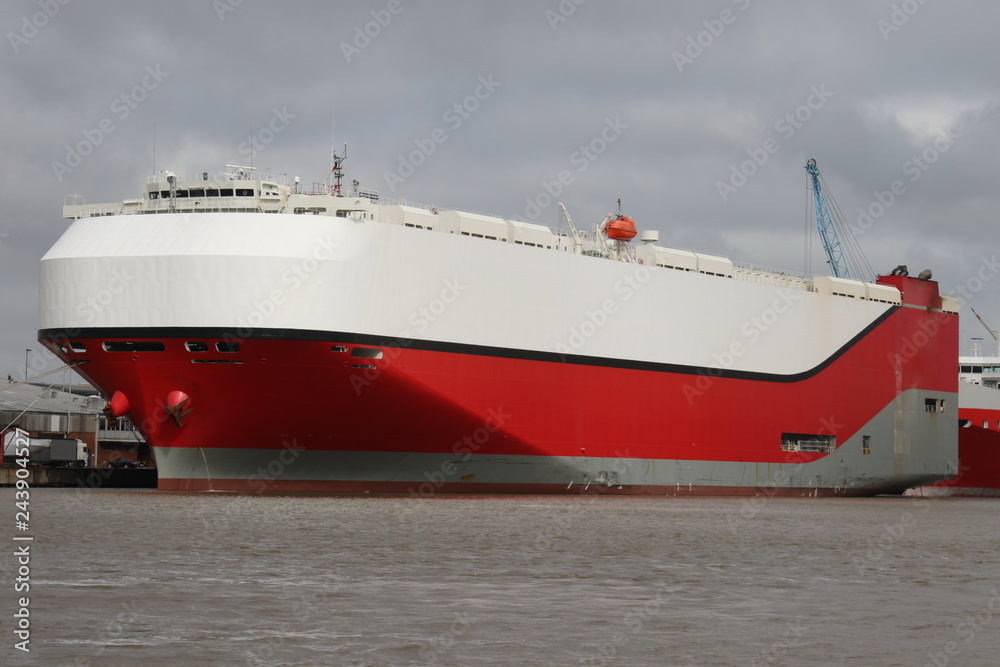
[2,490,998,666]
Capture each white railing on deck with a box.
[733,261,811,281]
[146,169,289,185]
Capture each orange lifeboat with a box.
[605,215,637,241]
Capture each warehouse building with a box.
[0,381,152,467]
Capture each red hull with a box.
[39,287,958,494]
[925,419,1000,496]
[45,305,953,457]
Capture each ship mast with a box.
[330,144,347,196]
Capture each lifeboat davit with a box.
[605,215,637,241]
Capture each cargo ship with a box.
[908,355,1000,497]
[38,160,959,494]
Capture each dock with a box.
[0,466,156,488]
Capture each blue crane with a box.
[805,158,851,279]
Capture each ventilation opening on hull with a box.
[781,433,835,454]
[70,341,87,352]
[103,341,165,353]
[186,341,209,352]
[191,360,243,364]
[350,364,377,370]
[862,435,871,456]
[216,341,240,353]
[351,347,383,360]
[331,345,348,353]
[925,398,946,413]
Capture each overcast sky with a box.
[2,0,999,383]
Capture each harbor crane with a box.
[972,308,999,344]
[805,159,873,281]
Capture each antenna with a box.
[328,110,348,195]
[331,144,347,196]
[152,122,156,178]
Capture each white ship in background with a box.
[912,313,1000,497]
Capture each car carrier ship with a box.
[38,158,959,494]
